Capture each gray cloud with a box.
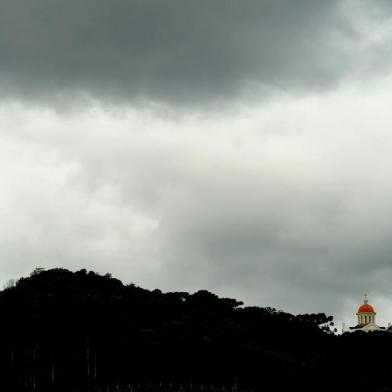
[0,0,386,106]
[1,1,392,329]
[2,87,392,326]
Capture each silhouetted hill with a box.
[0,268,390,392]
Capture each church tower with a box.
[356,294,376,325]
[343,294,387,333]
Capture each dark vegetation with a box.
[0,268,390,392]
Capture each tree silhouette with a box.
[0,268,389,392]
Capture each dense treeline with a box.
[0,268,390,392]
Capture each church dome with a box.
[358,303,375,313]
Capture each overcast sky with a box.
[1,0,392,328]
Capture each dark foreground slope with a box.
[0,268,389,392]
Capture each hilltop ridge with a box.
[0,268,388,392]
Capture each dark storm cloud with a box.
[0,0,369,105]
[2,1,392,327]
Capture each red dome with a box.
[358,303,375,313]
